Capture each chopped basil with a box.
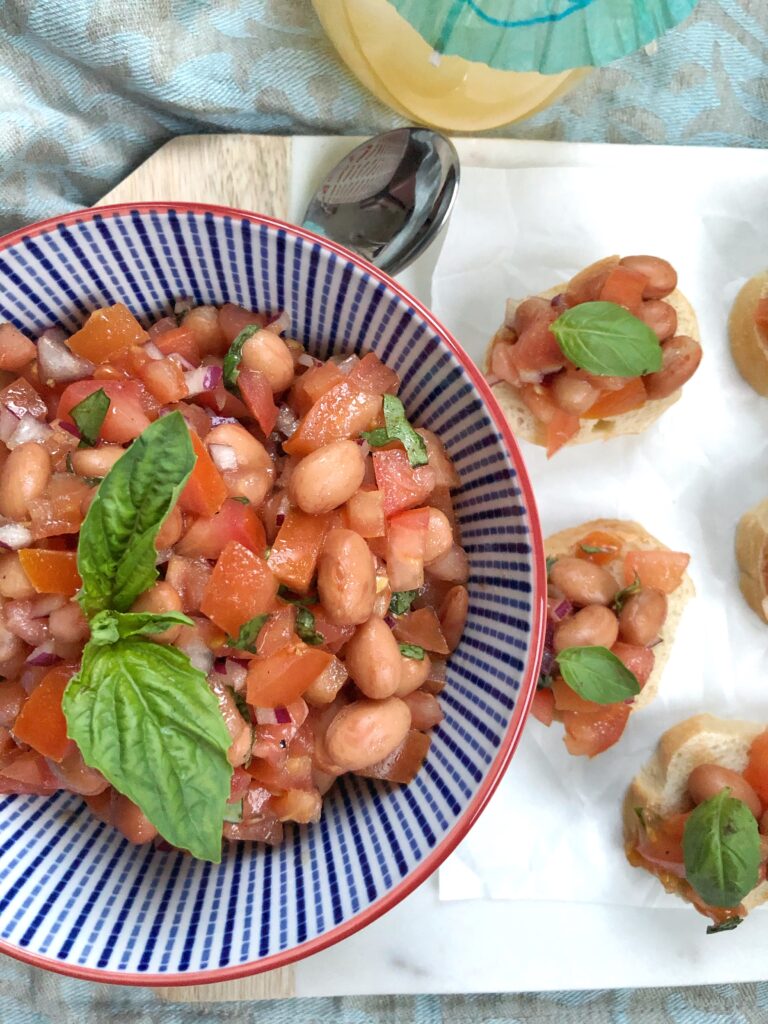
[362,394,428,467]
[545,556,556,577]
[70,388,110,448]
[278,585,314,607]
[389,589,419,616]
[226,614,270,653]
[232,689,251,723]
[232,495,250,504]
[580,544,610,554]
[613,574,641,613]
[296,607,324,646]
[706,917,743,935]
[223,324,260,396]
[399,643,425,660]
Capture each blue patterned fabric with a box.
[1,0,768,1018]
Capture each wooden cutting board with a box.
[96,132,297,1004]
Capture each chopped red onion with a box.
[37,333,94,384]
[37,326,67,345]
[59,420,81,439]
[275,404,298,438]
[143,341,164,360]
[336,354,360,375]
[208,414,238,427]
[274,512,286,529]
[549,598,572,623]
[213,658,228,674]
[274,706,292,724]
[7,414,52,449]
[297,352,318,368]
[168,352,195,371]
[148,316,177,339]
[550,293,569,312]
[184,365,222,396]
[204,365,223,389]
[175,633,214,674]
[266,310,291,335]
[25,642,59,667]
[0,523,33,550]
[384,614,396,628]
[255,707,279,726]
[0,406,19,443]
[209,442,238,472]
[29,594,66,618]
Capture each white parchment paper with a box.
[433,165,768,907]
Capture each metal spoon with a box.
[302,128,460,276]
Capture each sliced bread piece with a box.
[729,271,768,396]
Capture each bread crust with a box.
[735,497,768,623]
[485,262,701,448]
[729,272,768,396]
[623,714,768,919]
[545,518,694,714]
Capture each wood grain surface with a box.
[97,132,296,1003]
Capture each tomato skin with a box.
[386,506,430,592]
[238,368,278,435]
[357,729,430,784]
[546,408,580,457]
[255,606,296,658]
[561,702,631,757]
[583,377,646,419]
[611,642,655,686]
[551,676,600,714]
[178,431,229,518]
[635,812,688,876]
[17,549,81,596]
[347,353,399,395]
[58,379,151,443]
[598,267,647,313]
[744,731,768,805]
[29,475,91,540]
[283,382,382,457]
[201,540,278,635]
[247,754,314,794]
[67,304,148,363]
[624,550,690,594]
[530,688,555,726]
[13,664,76,762]
[0,750,61,794]
[392,607,449,654]
[290,362,345,416]
[343,488,386,538]
[373,450,436,517]
[176,499,266,561]
[165,558,213,614]
[508,306,562,381]
[267,509,332,593]
[137,357,188,404]
[576,530,623,566]
[246,641,333,708]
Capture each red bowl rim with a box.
[0,202,546,987]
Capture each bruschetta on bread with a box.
[735,497,768,623]
[624,714,768,932]
[532,519,693,756]
[729,270,768,395]
[485,256,702,456]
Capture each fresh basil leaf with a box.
[389,590,419,616]
[551,301,662,378]
[296,606,324,646]
[70,388,111,448]
[76,412,195,618]
[63,637,232,862]
[683,789,760,909]
[399,642,425,660]
[223,800,243,824]
[556,645,640,704]
[545,556,556,577]
[89,609,193,646]
[613,574,641,613]
[362,395,428,467]
[223,324,261,396]
[226,614,269,653]
[706,917,743,935]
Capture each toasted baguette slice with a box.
[735,497,768,623]
[485,258,701,448]
[546,519,694,713]
[623,714,768,919]
[729,271,768,395]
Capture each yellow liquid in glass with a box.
[312,0,587,132]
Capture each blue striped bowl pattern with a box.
[0,205,544,984]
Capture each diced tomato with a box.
[251,722,294,766]
[162,400,211,439]
[0,324,36,371]
[530,688,555,726]
[58,379,151,443]
[0,377,48,421]
[343,488,385,538]
[744,731,768,805]
[583,377,646,419]
[238,368,278,435]
[576,530,623,566]
[508,306,562,381]
[29,475,91,539]
[307,606,355,654]
[546,408,580,458]
[224,813,284,845]
[137,357,188,404]
[393,607,449,654]
[176,499,266,560]
[0,683,25,729]
[194,386,251,421]
[178,430,229,518]
[373,450,436,517]
[519,383,558,427]
[386,506,430,592]
[13,664,75,762]
[490,339,520,387]
[201,540,278,635]
[283,382,382,457]
[417,429,461,489]
[247,754,314,794]
[267,510,332,593]
[17,549,81,596]
[561,703,631,757]
[402,691,443,731]
[0,727,17,768]
[288,718,315,757]
[0,750,61,794]
[217,304,268,345]
[229,766,252,803]
[598,266,647,313]
[165,557,213,614]
[153,325,201,365]
[623,550,689,594]
[290,362,345,416]
[246,641,333,708]
[611,642,655,687]
[347,353,399,395]
[269,787,322,823]
[551,676,601,714]
[635,812,688,876]
[66,304,148,363]
[255,606,297,657]
[756,298,768,332]
[357,730,431,784]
